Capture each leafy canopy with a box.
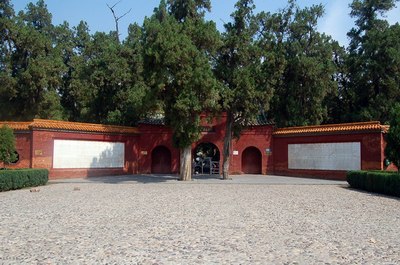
[346,0,400,123]
[143,0,220,148]
[267,0,338,127]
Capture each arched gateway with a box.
[242,146,262,174]
[151,146,172,174]
[193,142,220,175]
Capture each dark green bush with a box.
[347,170,400,197]
[0,169,48,192]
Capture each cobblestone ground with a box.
[0,178,399,264]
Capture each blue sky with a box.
[12,0,400,46]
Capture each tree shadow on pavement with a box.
[341,186,400,202]
[49,174,180,185]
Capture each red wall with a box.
[231,126,274,175]
[9,120,389,180]
[272,132,384,180]
[138,115,274,176]
[137,125,180,174]
[29,130,138,179]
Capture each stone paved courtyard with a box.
[0,175,399,264]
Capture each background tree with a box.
[0,0,66,121]
[323,42,351,124]
[215,0,278,179]
[57,21,147,126]
[107,1,132,43]
[143,0,220,180]
[0,0,17,119]
[58,21,94,122]
[108,23,148,126]
[0,125,17,169]
[267,0,338,127]
[385,104,400,172]
[346,0,400,123]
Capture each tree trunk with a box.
[222,112,233,180]
[180,145,192,181]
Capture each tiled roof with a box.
[0,119,139,134]
[139,117,166,126]
[274,121,388,136]
[246,116,275,126]
[139,116,274,126]
[0,121,31,131]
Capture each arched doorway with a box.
[151,146,172,174]
[242,147,262,174]
[193,142,220,174]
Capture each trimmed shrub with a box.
[0,169,48,192]
[347,170,400,197]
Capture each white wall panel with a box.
[53,140,124,169]
[288,142,361,171]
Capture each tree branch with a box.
[107,1,131,43]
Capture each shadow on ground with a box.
[341,186,400,201]
[49,174,179,185]
[49,174,347,185]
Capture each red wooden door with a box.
[242,147,262,174]
[151,146,172,174]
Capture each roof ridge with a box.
[0,121,32,130]
[274,121,386,136]
[32,119,136,129]
[276,121,381,131]
[1,119,138,134]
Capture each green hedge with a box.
[0,169,48,192]
[347,170,400,197]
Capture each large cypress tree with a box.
[347,0,400,123]
[215,0,278,179]
[143,0,220,180]
[0,0,66,121]
[267,0,337,127]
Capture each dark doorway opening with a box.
[151,146,172,174]
[193,142,220,175]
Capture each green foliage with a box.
[267,1,338,127]
[323,43,352,124]
[0,125,17,168]
[167,0,211,21]
[346,0,400,123]
[385,104,400,171]
[0,0,66,121]
[1,0,399,130]
[0,169,48,192]
[143,1,220,148]
[216,0,276,136]
[0,2,147,126]
[347,170,400,197]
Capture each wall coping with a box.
[1,119,389,137]
[0,119,139,135]
[274,121,388,137]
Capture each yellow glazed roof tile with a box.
[273,121,387,136]
[0,121,31,131]
[0,119,139,134]
[1,120,388,135]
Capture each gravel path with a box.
[0,177,399,264]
